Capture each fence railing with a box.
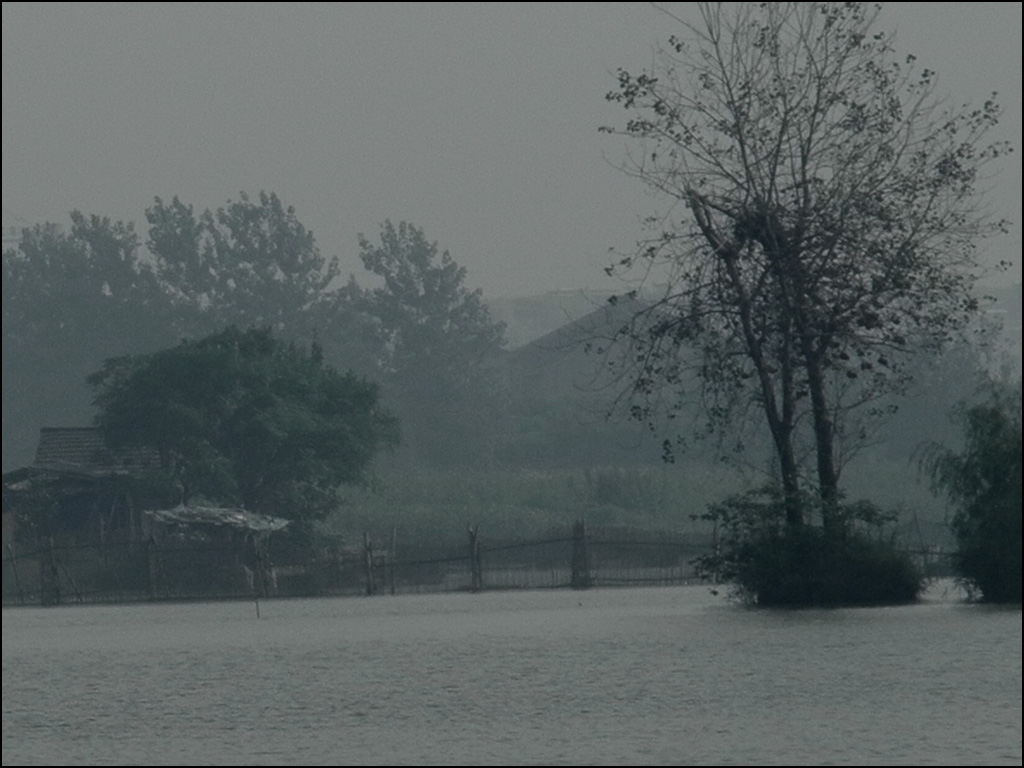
[2,522,956,607]
[2,522,710,606]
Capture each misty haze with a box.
[3,3,1021,766]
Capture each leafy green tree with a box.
[3,213,172,470]
[89,327,399,524]
[146,191,339,340]
[603,2,1009,527]
[333,221,507,465]
[925,381,1022,603]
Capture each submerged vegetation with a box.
[693,487,922,607]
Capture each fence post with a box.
[571,520,591,590]
[363,532,375,596]
[146,537,158,600]
[6,542,26,605]
[40,536,62,606]
[468,525,483,592]
[389,525,398,596]
[331,545,343,590]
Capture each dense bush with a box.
[693,487,923,607]
[925,381,1022,603]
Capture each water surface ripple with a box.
[3,583,1020,765]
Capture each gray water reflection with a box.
[3,583,1021,766]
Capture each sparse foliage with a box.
[603,2,1011,525]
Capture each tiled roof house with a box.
[3,427,162,549]
[31,427,160,477]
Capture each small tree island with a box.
[602,2,1011,605]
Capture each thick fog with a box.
[3,3,1020,297]
[2,2,1023,625]
[2,3,1021,489]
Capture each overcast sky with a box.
[3,2,1021,299]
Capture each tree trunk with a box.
[800,339,841,530]
[690,193,804,527]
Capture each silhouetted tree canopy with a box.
[89,327,399,523]
[603,1,1010,527]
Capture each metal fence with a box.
[3,521,955,607]
[2,522,707,606]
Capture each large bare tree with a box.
[603,2,1010,527]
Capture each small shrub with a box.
[925,381,1022,603]
[694,487,923,607]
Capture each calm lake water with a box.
[3,582,1021,766]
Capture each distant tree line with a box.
[2,193,508,472]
